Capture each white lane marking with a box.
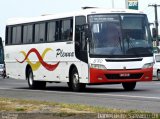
[0,87,160,100]
[95,94,160,100]
[153,83,160,85]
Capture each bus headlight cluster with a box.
[142,63,153,69]
[90,64,106,70]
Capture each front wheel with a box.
[122,82,136,91]
[2,69,6,79]
[27,68,46,89]
[69,67,86,92]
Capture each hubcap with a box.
[29,72,33,86]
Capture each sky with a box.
[0,0,160,40]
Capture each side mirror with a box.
[0,37,3,46]
[149,23,154,26]
[152,28,157,39]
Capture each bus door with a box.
[75,16,89,83]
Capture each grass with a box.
[0,97,122,113]
[0,97,159,119]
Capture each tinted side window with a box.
[23,25,27,43]
[16,26,22,44]
[56,21,61,41]
[39,23,46,42]
[61,19,73,41]
[35,24,40,43]
[5,27,12,45]
[35,23,46,43]
[11,26,22,44]
[47,21,56,42]
[23,24,33,44]
[55,18,73,42]
[12,27,17,44]
[27,25,33,43]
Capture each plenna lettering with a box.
[56,49,74,57]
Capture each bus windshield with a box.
[88,14,152,58]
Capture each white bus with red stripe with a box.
[5,8,153,91]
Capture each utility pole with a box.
[125,0,128,9]
[148,4,160,46]
[112,0,114,8]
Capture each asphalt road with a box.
[0,77,160,113]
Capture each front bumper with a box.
[89,68,153,84]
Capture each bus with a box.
[5,8,153,91]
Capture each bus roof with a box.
[7,8,145,25]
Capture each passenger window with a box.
[5,27,12,45]
[56,18,73,42]
[16,26,22,44]
[35,23,46,43]
[12,27,17,44]
[61,19,73,41]
[47,21,56,42]
[23,24,33,44]
[11,26,22,44]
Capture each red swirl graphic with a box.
[17,48,59,71]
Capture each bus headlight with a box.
[142,63,153,69]
[90,64,107,70]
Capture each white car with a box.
[153,53,160,80]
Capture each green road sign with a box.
[128,0,138,10]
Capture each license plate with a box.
[120,73,130,77]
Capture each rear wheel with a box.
[27,68,46,89]
[2,69,6,79]
[157,70,160,80]
[68,67,86,92]
[122,82,136,91]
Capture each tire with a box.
[157,70,160,80]
[2,70,6,79]
[122,82,136,91]
[69,67,86,92]
[27,68,46,89]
